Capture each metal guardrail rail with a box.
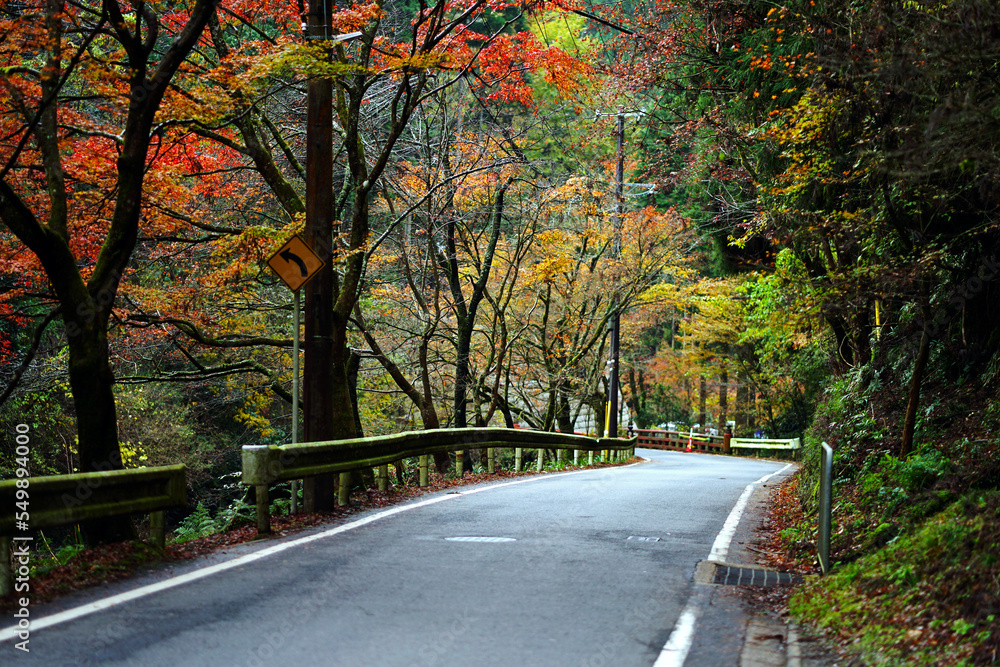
[0,464,187,596]
[242,428,637,533]
[730,437,802,451]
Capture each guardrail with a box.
[242,428,637,534]
[634,430,802,460]
[634,429,728,453]
[0,464,187,596]
[731,437,801,452]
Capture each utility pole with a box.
[302,0,336,511]
[608,109,624,438]
[596,107,649,437]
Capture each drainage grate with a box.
[714,565,800,587]
[444,536,517,543]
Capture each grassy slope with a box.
[773,368,1000,665]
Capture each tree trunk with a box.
[718,368,729,431]
[347,349,364,438]
[556,384,574,434]
[698,375,707,427]
[901,315,932,457]
[627,367,648,429]
[735,369,749,433]
[447,180,511,428]
[67,319,136,543]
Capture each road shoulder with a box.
[684,462,844,667]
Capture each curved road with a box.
[2,450,789,666]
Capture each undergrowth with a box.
[791,492,1000,665]
[782,360,1000,665]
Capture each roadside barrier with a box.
[242,428,637,534]
[635,430,801,460]
[730,438,801,457]
[0,464,187,596]
[635,429,728,453]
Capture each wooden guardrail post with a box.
[536,448,544,471]
[338,472,351,506]
[487,448,496,474]
[255,484,270,534]
[456,450,464,476]
[242,445,275,534]
[377,464,389,491]
[419,455,429,487]
[150,510,166,549]
[515,448,522,471]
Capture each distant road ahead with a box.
[3,450,787,666]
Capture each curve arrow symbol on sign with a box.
[268,235,323,291]
[280,249,309,277]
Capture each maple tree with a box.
[0,0,220,542]
[0,0,596,471]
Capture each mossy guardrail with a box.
[242,428,637,534]
[0,464,187,596]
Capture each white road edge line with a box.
[652,462,794,667]
[709,463,793,563]
[0,461,643,642]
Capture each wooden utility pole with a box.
[607,110,625,438]
[302,0,336,511]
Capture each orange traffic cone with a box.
[685,429,694,452]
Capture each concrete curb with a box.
[740,616,788,667]
[787,622,804,667]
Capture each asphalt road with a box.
[2,450,788,666]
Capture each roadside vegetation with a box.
[779,369,1000,665]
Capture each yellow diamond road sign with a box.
[267,235,324,291]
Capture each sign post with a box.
[267,236,324,513]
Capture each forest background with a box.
[1,0,999,663]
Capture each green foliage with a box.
[218,495,258,529]
[170,503,218,544]
[170,485,296,544]
[883,449,952,494]
[636,384,688,427]
[736,249,830,433]
[0,378,76,478]
[265,483,302,518]
[791,492,1000,665]
[30,540,87,578]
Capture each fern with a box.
[170,503,218,544]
